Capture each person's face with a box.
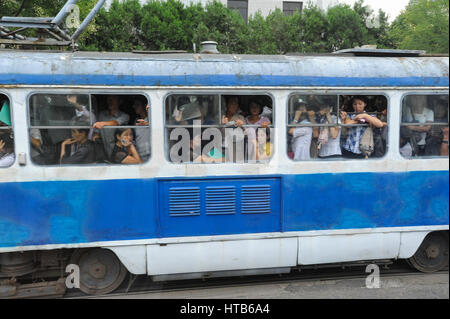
[434,104,447,119]
[118,129,133,145]
[133,100,145,115]
[227,99,239,114]
[352,99,366,113]
[249,103,261,116]
[411,96,426,111]
[71,129,86,142]
[319,106,330,115]
[107,96,120,112]
[297,105,307,113]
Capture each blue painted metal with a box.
[0,171,448,248]
[0,51,448,87]
[0,74,448,87]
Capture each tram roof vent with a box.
[333,46,426,57]
[200,41,220,54]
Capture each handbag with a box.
[359,126,374,159]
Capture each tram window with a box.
[28,93,150,165]
[0,95,14,168]
[287,94,388,160]
[400,94,449,158]
[165,94,274,163]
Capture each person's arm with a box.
[354,113,384,128]
[61,145,90,164]
[327,113,340,139]
[121,144,142,164]
[93,120,119,129]
[441,127,449,156]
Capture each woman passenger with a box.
[245,100,271,161]
[59,129,95,164]
[111,128,142,164]
[317,104,341,159]
[340,96,384,158]
[289,102,315,161]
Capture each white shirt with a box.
[318,115,342,157]
[292,119,312,161]
[404,106,434,145]
[0,153,14,167]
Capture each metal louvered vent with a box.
[206,186,236,215]
[169,187,200,216]
[241,185,271,214]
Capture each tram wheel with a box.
[407,232,449,273]
[70,248,128,295]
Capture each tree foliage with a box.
[1,0,447,54]
[390,0,449,53]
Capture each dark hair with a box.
[226,96,239,105]
[249,100,262,114]
[134,96,147,107]
[114,128,133,141]
[351,96,368,105]
[73,128,89,136]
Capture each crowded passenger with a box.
[427,98,449,156]
[317,103,341,159]
[132,97,151,162]
[94,95,130,158]
[402,95,434,156]
[340,96,384,158]
[289,100,315,161]
[0,133,14,167]
[59,129,95,165]
[222,96,245,162]
[111,128,142,164]
[245,100,271,161]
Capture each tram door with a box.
[158,177,281,237]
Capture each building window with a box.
[400,94,449,158]
[283,1,303,16]
[228,0,248,23]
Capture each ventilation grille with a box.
[206,186,236,215]
[169,187,200,216]
[241,185,271,214]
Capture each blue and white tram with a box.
[0,49,448,295]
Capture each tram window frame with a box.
[27,92,151,166]
[286,93,390,161]
[0,92,14,168]
[399,93,449,159]
[163,92,275,164]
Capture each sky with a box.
[337,0,411,21]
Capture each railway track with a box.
[63,260,448,299]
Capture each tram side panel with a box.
[0,178,158,247]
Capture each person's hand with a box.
[354,113,369,122]
[261,121,270,128]
[136,119,149,126]
[93,122,105,129]
[67,95,77,105]
[235,119,244,127]
[62,138,76,146]
[294,110,302,121]
[340,111,347,122]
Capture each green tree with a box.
[326,4,368,51]
[390,0,449,53]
